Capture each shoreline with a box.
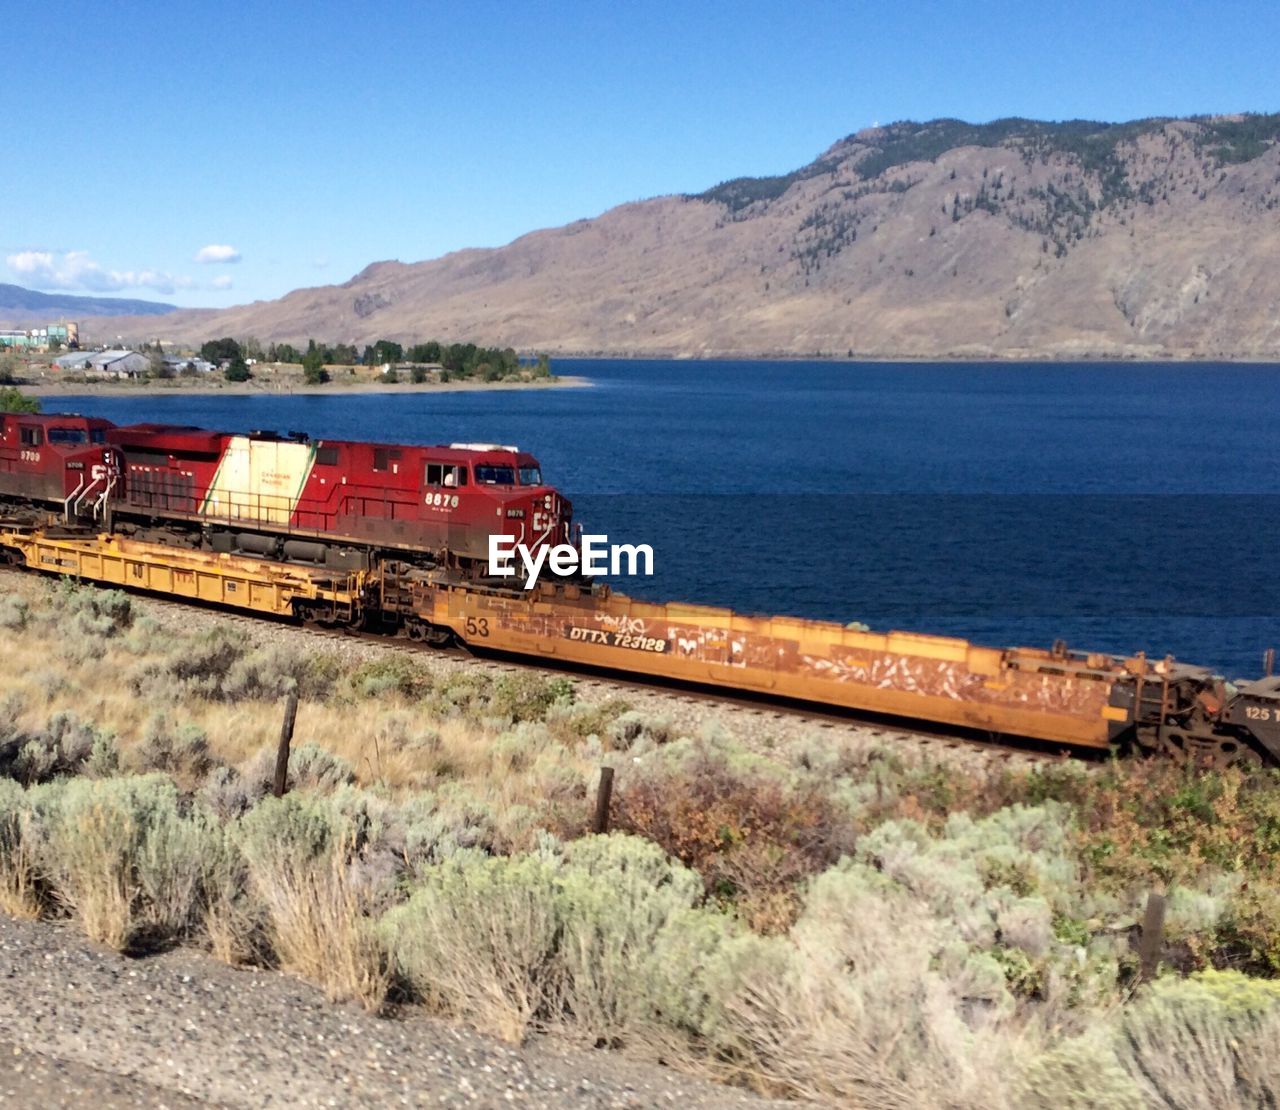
[15,373,592,398]
[547,351,1280,365]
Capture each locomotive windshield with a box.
[475,464,516,485]
[46,427,107,446]
[518,466,542,486]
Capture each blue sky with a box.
[5,0,1278,308]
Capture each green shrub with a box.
[134,715,216,783]
[0,778,40,916]
[12,711,109,785]
[697,862,1021,1104]
[606,709,673,751]
[32,774,215,950]
[349,655,427,699]
[1116,970,1280,1107]
[546,696,633,743]
[424,669,492,716]
[489,673,574,723]
[131,630,331,704]
[236,793,389,1010]
[46,580,132,641]
[0,596,29,630]
[1019,1031,1145,1110]
[556,835,731,1046]
[384,835,739,1047]
[287,743,356,792]
[382,852,562,1041]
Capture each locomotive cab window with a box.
[316,446,339,466]
[48,427,89,445]
[19,426,42,447]
[426,464,468,488]
[475,464,515,485]
[518,466,541,486]
[373,448,402,472]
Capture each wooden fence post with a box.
[273,690,299,798]
[1138,891,1166,983]
[592,766,615,834]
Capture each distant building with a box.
[53,349,149,378]
[161,355,216,374]
[0,323,78,351]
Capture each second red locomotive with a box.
[0,412,573,574]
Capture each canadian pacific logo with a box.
[489,534,654,591]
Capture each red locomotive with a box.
[0,412,572,573]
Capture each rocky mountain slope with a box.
[87,114,1280,358]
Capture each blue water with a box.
[52,359,1280,677]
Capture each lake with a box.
[51,359,1280,677]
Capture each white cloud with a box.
[311,257,329,269]
[194,243,241,264]
[6,249,190,296]
[210,275,234,290]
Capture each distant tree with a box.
[0,350,22,384]
[301,349,330,384]
[372,339,403,365]
[407,341,443,364]
[532,353,553,378]
[147,350,174,379]
[224,355,251,382]
[331,343,358,366]
[274,343,300,364]
[0,386,39,413]
[410,364,428,383]
[201,337,242,362]
[383,366,400,384]
[242,337,264,361]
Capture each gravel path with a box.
[0,915,792,1108]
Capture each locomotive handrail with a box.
[62,475,85,523]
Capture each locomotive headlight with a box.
[543,495,552,509]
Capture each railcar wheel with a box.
[405,619,453,646]
[1154,728,1263,771]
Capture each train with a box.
[0,411,572,572]
[2,410,1278,767]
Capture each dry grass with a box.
[0,576,598,837]
[237,799,389,1012]
[251,843,389,1012]
[44,795,136,948]
[0,799,40,919]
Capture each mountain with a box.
[86,113,1280,359]
[0,284,178,323]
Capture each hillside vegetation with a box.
[83,112,1280,360]
[4,576,1280,1105]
